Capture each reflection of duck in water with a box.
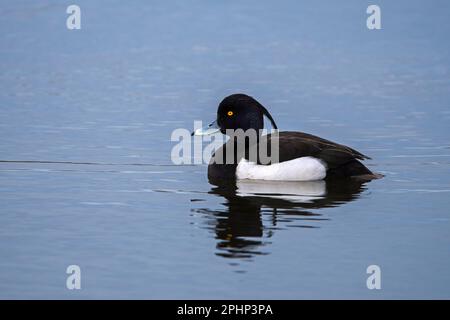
[195,178,369,259]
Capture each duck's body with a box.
[194,93,378,184]
[208,131,375,184]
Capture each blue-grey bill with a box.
[191,120,220,136]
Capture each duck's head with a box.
[193,94,278,136]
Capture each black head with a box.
[216,94,278,134]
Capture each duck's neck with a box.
[229,132,262,164]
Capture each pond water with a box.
[0,0,449,299]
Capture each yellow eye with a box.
[227,111,234,116]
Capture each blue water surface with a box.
[0,0,449,299]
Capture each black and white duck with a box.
[192,93,379,185]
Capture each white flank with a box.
[236,157,327,181]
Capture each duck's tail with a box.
[326,160,383,181]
